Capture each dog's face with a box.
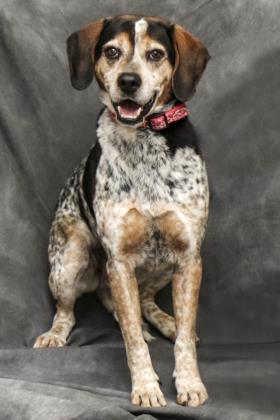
[67,15,210,127]
[94,17,175,124]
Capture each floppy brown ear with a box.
[171,24,210,102]
[66,19,105,90]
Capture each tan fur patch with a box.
[52,219,93,264]
[138,33,174,106]
[95,31,133,88]
[157,77,173,107]
[50,216,77,245]
[155,211,189,252]
[120,208,150,255]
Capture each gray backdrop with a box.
[1,0,280,419]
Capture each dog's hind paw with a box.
[142,322,155,342]
[33,332,66,348]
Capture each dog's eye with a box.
[147,49,165,62]
[104,47,121,60]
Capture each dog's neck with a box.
[96,103,200,159]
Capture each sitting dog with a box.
[34,14,210,408]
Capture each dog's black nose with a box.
[118,72,141,94]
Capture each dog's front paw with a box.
[131,382,166,407]
[33,332,66,348]
[131,371,166,407]
[175,376,208,407]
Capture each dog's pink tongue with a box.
[118,100,142,119]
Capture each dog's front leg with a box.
[172,255,208,407]
[107,258,166,407]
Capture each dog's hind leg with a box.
[140,274,200,343]
[140,273,176,341]
[97,283,154,342]
[34,217,98,348]
[141,296,176,341]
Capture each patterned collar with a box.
[142,102,189,131]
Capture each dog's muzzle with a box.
[117,72,142,95]
[113,94,157,125]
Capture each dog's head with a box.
[67,15,210,126]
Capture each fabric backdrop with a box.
[0,0,280,419]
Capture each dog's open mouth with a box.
[113,94,156,124]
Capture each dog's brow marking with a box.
[134,19,148,63]
[135,18,148,39]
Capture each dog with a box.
[34,14,210,408]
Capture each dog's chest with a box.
[91,112,209,268]
[94,112,208,210]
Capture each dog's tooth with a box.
[117,104,142,120]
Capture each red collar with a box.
[110,102,189,131]
[142,102,189,131]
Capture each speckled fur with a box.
[34,15,210,409]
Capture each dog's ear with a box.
[171,24,210,102]
[66,19,106,90]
